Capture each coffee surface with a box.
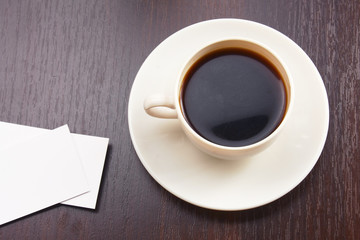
[181,48,286,147]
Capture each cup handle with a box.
[143,95,178,119]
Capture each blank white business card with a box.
[0,125,89,225]
[62,133,109,209]
[0,121,109,210]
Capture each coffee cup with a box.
[144,39,293,160]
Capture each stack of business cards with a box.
[0,122,109,225]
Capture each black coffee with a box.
[180,48,287,147]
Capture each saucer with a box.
[128,19,329,210]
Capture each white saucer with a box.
[128,19,329,210]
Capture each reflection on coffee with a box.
[180,48,287,147]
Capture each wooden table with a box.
[0,0,359,239]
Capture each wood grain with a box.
[0,0,359,239]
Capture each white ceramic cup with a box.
[144,39,293,160]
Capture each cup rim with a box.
[175,38,294,151]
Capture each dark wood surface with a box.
[0,0,359,239]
